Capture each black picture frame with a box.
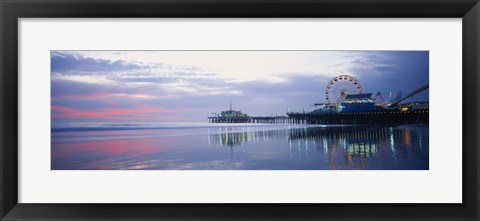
[1,0,479,220]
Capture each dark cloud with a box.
[51,52,144,73]
[348,51,429,102]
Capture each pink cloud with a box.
[51,105,177,120]
[53,93,160,101]
[53,92,110,99]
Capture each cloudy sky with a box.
[51,51,429,127]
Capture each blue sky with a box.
[51,51,429,126]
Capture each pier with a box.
[208,77,429,126]
[208,110,428,125]
[287,110,428,125]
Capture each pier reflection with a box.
[208,125,428,169]
[208,127,289,147]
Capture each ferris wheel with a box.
[325,75,362,104]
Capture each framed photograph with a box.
[1,0,479,220]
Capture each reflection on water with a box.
[52,125,428,170]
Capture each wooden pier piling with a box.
[208,110,428,125]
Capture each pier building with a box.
[208,102,251,123]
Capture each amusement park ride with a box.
[313,74,428,113]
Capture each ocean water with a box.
[51,124,429,170]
